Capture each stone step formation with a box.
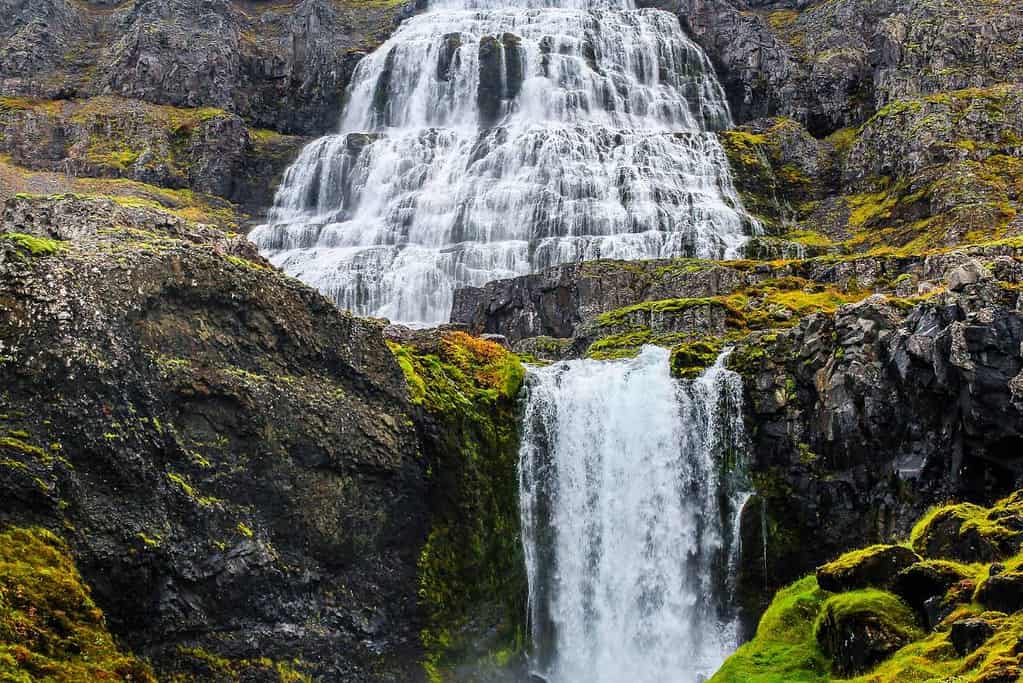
[250,0,756,324]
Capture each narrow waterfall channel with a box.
[519,347,749,682]
[250,0,756,324]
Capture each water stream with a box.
[518,347,749,682]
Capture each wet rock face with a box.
[0,0,413,136]
[0,196,430,680]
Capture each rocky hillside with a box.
[713,493,1023,681]
[1,0,1023,680]
[0,194,525,680]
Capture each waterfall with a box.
[250,0,757,324]
[519,346,749,682]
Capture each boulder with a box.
[950,617,997,655]
[975,565,1023,614]
[816,545,921,593]
[892,560,973,613]
[911,499,1023,564]
[814,590,922,676]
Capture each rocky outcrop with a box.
[0,96,307,216]
[712,495,1023,682]
[642,0,1023,136]
[719,86,1023,253]
[0,194,524,681]
[0,0,413,136]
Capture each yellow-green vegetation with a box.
[0,526,156,681]
[718,119,817,233]
[1,96,233,181]
[0,232,64,257]
[670,339,725,378]
[712,493,1023,682]
[168,646,313,683]
[389,332,526,680]
[586,277,869,369]
[711,576,830,683]
[910,491,1023,561]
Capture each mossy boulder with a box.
[911,494,1023,562]
[813,589,923,676]
[815,544,921,593]
[708,576,830,683]
[975,555,1023,614]
[950,616,998,655]
[891,559,977,613]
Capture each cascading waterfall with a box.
[519,346,749,682]
[250,0,757,324]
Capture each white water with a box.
[519,347,749,683]
[250,0,757,324]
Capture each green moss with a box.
[670,339,724,379]
[0,436,47,460]
[595,297,739,328]
[389,333,526,679]
[166,471,221,508]
[0,526,156,681]
[813,589,922,644]
[170,647,313,683]
[717,494,1023,683]
[709,576,830,683]
[0,233,64,257]
[911,492,1023,560]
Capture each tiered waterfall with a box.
[250,0,755,324]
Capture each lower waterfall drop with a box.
[518,346,748,683]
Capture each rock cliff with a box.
[0,194,524,680]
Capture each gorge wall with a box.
[1,0,1023,680]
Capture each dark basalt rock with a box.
[0,0,415,136]
[639,0,1023,135]
[478,35,505,128]
[0,195,428,680]
[892,561,972,614]
[951,617,998,656]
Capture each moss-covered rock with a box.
[0,97,308,218]
[911,493,1023,563]
[710,576,830,683]
[813,589,923,676]
[388,330,527,681]
[816,545,921,593]
[0,526,156,682]
[715,495,1023,682]
[975,552,1023,615]
[891,560,979,613]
